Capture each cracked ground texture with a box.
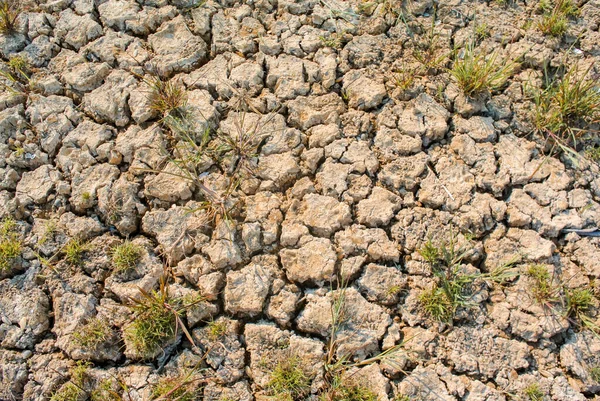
[1,0,600,400]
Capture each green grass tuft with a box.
[124,280,204,359]
[266,356,311,401]
[526,264,556,304]
[524,383,544,401]
[63,238,90,266]
[533,64,600,148]
[111,241,142,273]
[450,43,516,97]
[72,317,112,350]
[0,0,19,35]
[0,218,21,272]
[207,319,227,341]
[150,373,200,401]
[590,366,600,383]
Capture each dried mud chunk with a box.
[445,327,529,379]
[54,9,103,50]
[0,349,29,398]
[568,237,600,278]
[224,262,273,317]
[98,175,145,236]
[16,165,61,207]
[399,93,450,146]
[357,263,406,305]
[397,365,455,401]
[287,93,346,130]
[342,69,387,110]
[483,226,555,271]
[379,153,428,192]
[82,70,137,127]
[193,318,245,384]
[70,163,120,212]
[148,16,208,77]
[280,236,336,285]
[418,155,475,211]
[374,126,422,158]
[257,152,300,189]
[0,282,50,350]
[98,0,140,31]
[141,205,209,263]
[204,381,253,401]
[296,288,390,360]
[299,193,352,237]
[104,237,164,304]
[560,331,600,393]
[356,186,402,227]
[335,224,400,262]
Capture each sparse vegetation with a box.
[50,362,91,401]
[146,75,188,120]
[63,238,90,266]
[266,356,311,401]
[124,280,204,359]
[207,319,227,341]
[416,236,477,322]
[0,218,21,272]
[89,379,121,401]
[0,0,19,35]
[450,43,516,97]
[319,374,378,401]
[533,64,600,150]
[111,241,142,272]
[526,264,557,304]
[38,219,58,246]
[150,372,200,401]
[0,55,34,96]
[73,317,112,350]
[537,0,578,37]
[590,365,600,383]
[524,383,544,401]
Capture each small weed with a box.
[584,146,600,162]
[590,366,600,383]
[207,320,227,341]
[63,238,90,266]
[90,379,121,401]
[150,372,200,401]
[124,279,203,359]
[533,64,600,150]
[319,33,343,49]
[526,264,557,304]
[524,383,544,401]
[146,75,188,119]
[0,55,34,96]
[565,288,594,317]
[419,287,454,322]
[319,374,378,401]
[73,317,112,350]
[537,0,578,37]
[450,43,516,97]
[475,22,490,41]
[81,192,91,201]
[0,218,21,272]
[38,219,58,246]
[416,235,481,322]
[111,241,142,273]
[537,12,568,36]
[0,0,19,35]
[395,395,411,401]
[50,361,91,401]
[266,356,311,401]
